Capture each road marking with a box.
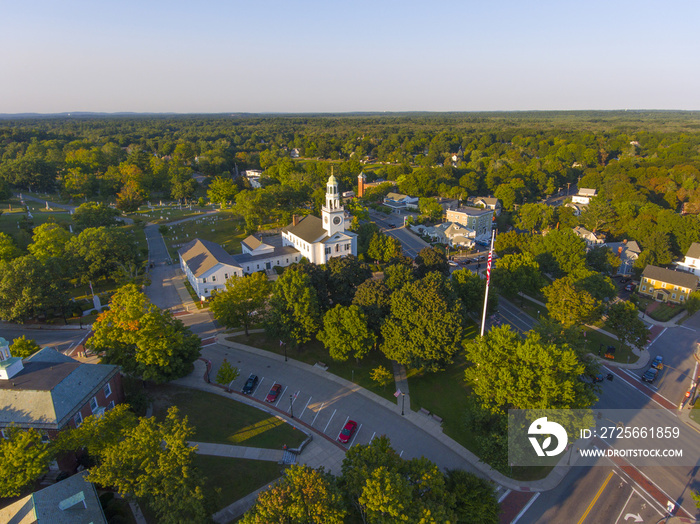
[498,488,512,503]
[511,492,540,524]
[577,470,614,524]
[336,416,349,441]
[369,431,376,444]
[608,367,676,413]
[323,409,337,433]
[311,402,324,426]
[613,489,635,524]
[646,327,666,348]
[299,396,311,418]
[349,423,362,447]
[290,390,301,405]
[399,450,404,458]
[620,368,677,407]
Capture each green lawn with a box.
[126,204,215,224]
[227,332,399,403]
[583,326,638,364]
[161,210,248,261]
[195,455,283,513]
[148,384,306,448]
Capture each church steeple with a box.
[322,171,345,236]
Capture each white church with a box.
[179,174,358,300]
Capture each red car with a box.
[338,420,358,444]
[265,383,282,403]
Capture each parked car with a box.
[338,420,358,444]
[625,283,635,291]
[448,260,459,267]
[651,355,664,369]
[642,367,659,383]
[242,374,259,394]
[620,277,631,283]
[388,224,396,229]
[265,383,282,402]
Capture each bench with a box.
[432,414,443,423]
[419,408,430,416]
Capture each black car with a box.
[642,367,658,383]
[242,374,259,394]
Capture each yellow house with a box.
[639,265,698,304]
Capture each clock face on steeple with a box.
[333,216,342,225]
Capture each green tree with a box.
[686,291,700,316]
[73,202,120,228]
[606,301,649,350]
[265,267,322,346]
[116,179,146,212]
[382,262,414,291]
[0,232,20,261]
[67,227,138,283]
[543,277,601,327]
[445,469,499,524]
[452,268,490,314]
[352,279,391,333]
[464,326,595,414]
[317,305,376,361]
[370,366,393,388]
[367,232,403,263]
[326,255,372,306]
[0,427,52,497]
[539,228,587,275]
[242,464,346,524]
[418,197,444,221]
[88,407,208,524]
[27,222,73,262]
[87,284,201,383]
[381,273,463,371]
[492,252,542,298]
[9,335,41,358]
[414,246,449,277]
[581,197,616,233]
[494,230,524,256]
[207,176,239,207]
[210,272,271,336]
[516,203,555,233]
[215,359,240,386]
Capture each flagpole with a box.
[479,228,496,337]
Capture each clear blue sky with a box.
[2,0,699,113]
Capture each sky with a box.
[1,0,699,113]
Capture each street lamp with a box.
[289,395,294,419]
[401,393,405,416]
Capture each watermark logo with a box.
[528,417,568,457]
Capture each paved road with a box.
[0,324,89,353]
[368,210,429,258]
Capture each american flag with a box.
[486,249,493,285]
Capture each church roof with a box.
[241,235,264,251]
[283,215,328,244]
[178,238,241,276]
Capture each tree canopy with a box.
[210,272,271,336]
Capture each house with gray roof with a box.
[383,192,419,211]
[640,265,698,304]
[0,341,123,441]
[0,471,107,524]
[573,226,605,248]
[605,240,641,276]
[445,206,494,238]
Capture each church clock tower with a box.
[322,174,345,236]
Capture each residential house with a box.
[0,341,124,441]
[675,242,700,274]
[0,471,107,524]
[445,206,494,238]
[604,240,641,276]
[178,238,244,300]
[413,222,475,248]
[383,192,419,212]
[573,226,605,248]
[564,202,587,216]
[467,196,502,216]
[572,188,597,205]
[244,170,263,189]
[291,148,301,158]
[639,265,698,304]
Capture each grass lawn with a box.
[125,204,215,224]
[195,455,284,513]
[690,403,700,424]
[227,332,399,403]
[583,326,638,364]
[516,298,547,322]
[0,208,73,250]
[161,211,248,261]
[148,384,306,448]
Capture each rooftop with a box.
[686,242,700,259]
[642,265,699,289]
[283,215,328,244]
[450,206,493,216]
[178,238,241,276]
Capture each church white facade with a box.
[281,174,358,264]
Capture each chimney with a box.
[622,239,627,245]
[292,215,299,227]
[618,246,623,256]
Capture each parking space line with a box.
[399,450,404,458]
[497,489,512,503]
[299,397,311,418]
[323,409,337,433]
[349,423,362,447]
[252,377,264,396]
[275,385,288,406]
[290,390,301,405]
[369,431,376,444]
[311,403,324,426]
[512,493,540,524]
[337,416,349,440]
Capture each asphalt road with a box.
[0,324,89,354]
[367,210,429,258]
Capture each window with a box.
[674,286,678,290]
[325,247,331,255]
[672,293,677,299]
[681,295,685,301]
[204,288,208,294]
[104,382,112,398]
[335,244,340,252]
[642,286,646,291]
[286,259,289,264]
[212,275,216,282]
[40,431,50,444]
[74,412,83,428]
[661,283,666,288]
[90,396,98,413]
[203,278,207,283]
[256,264,260,269]
[224,273,229,279]
[108,400,116,410]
